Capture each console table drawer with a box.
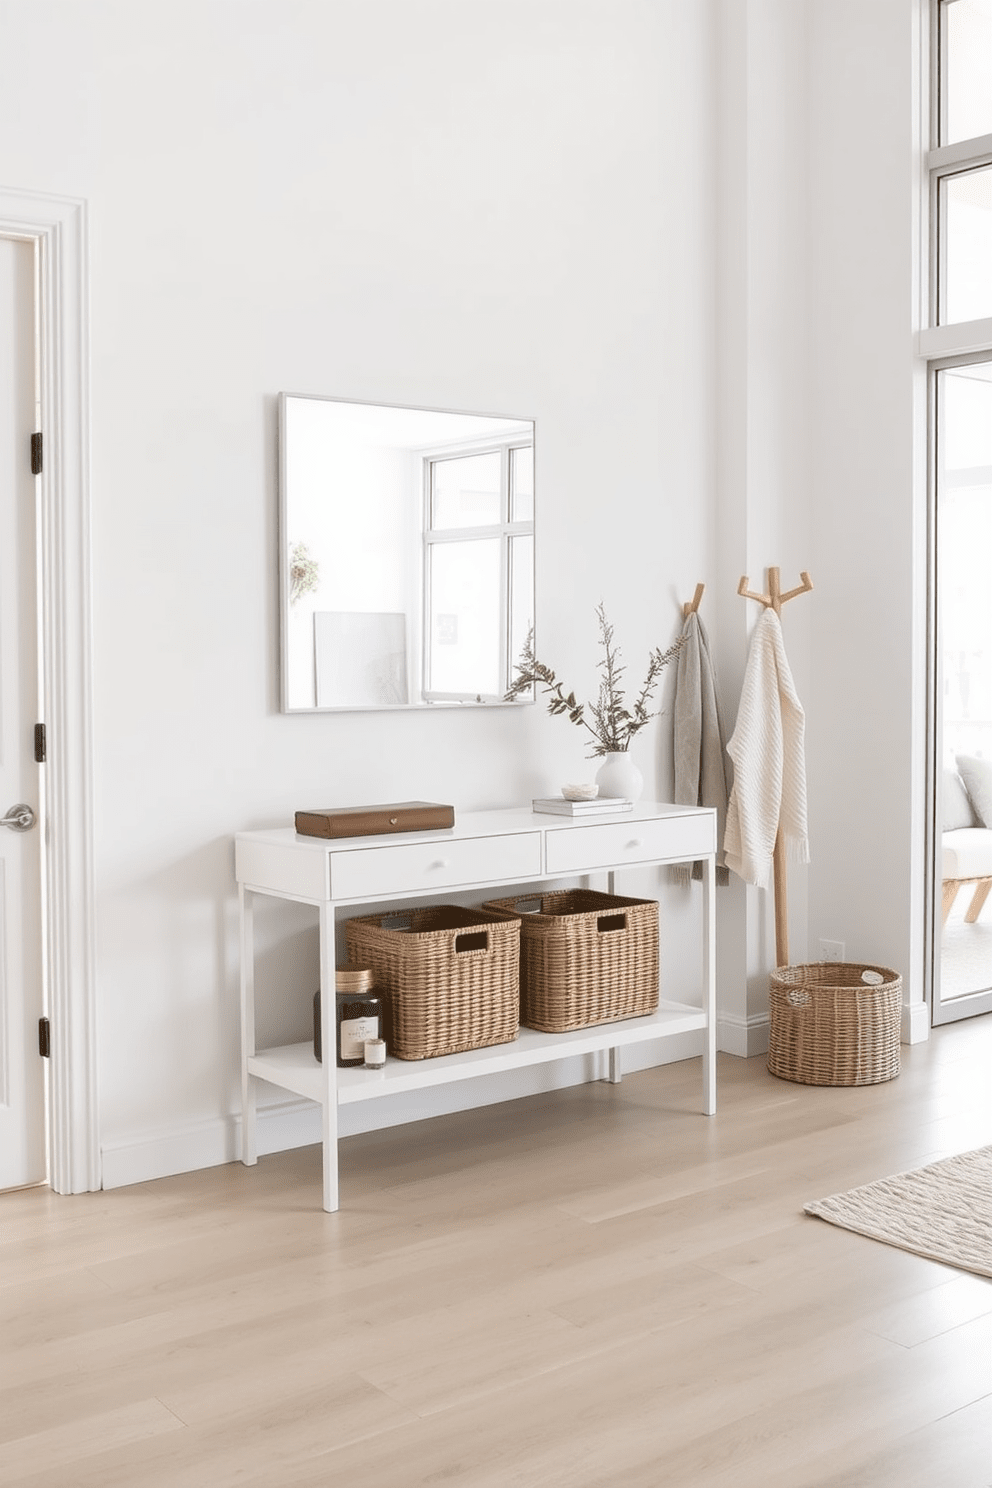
[545,813,716,875]
[330,832,543,900]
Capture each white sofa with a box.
[942,760,992,925]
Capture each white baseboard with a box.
[717,1011,770,1058]
[901,998,930,1044]
[101,1113,238,1190]
[100,1033,706,1191]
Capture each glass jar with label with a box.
[334,967,383,1068]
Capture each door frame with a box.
[0,186,98,1193]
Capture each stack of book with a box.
[531,797,633,817]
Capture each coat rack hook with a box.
[683,582,705,619]
[737,567,813,616]
[779,570,814,606]
[737,575,771,607]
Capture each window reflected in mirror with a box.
[280,395,535,711]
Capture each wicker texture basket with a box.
[483,889,659,1033]
[344,905,520,1061]
[767,962,902,1086]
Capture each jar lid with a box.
[336,966,373,992]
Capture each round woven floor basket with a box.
[767,962,902,1087]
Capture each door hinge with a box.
[34,723,46,763]
[38,1017,50,1058]
[31,432,43,476]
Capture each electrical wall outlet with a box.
[819,939,845,962]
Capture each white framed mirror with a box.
[279,394,536,712]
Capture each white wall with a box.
[804,0,928,1039]
[712,0,927,1051]
[711,0,815,1055]
[0,0,724,1184]
[0,0,929,1189]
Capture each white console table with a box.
[236,802,717,1212]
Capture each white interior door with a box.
[0,235,46,1188]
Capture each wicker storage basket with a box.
[344,905,520,1061]
[483,889,659,1033]
[767,963,902,1086]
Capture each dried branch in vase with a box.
[506,603,685,758]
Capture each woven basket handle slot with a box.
[597,913,627,934]
[454,930,489,954]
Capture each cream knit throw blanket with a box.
[724,608,809,888]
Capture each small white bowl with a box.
[561,783,599,801]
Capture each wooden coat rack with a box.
[737,566,813,966]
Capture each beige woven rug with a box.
[805,1146,992,1279]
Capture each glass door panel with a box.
[934,358,992,1023]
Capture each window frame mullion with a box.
[928,133,992,171]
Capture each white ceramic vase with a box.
[594,750,643,802]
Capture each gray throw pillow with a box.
[956,755,992,829]
[944,768,978,830]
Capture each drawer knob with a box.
[627,838,643,849]
[430,858,450,869]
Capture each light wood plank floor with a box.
[3,1018,991,1487]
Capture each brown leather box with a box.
[294,801,455,839]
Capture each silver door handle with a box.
[1,804,36,832]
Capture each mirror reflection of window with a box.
[431,453,502,528]
[422,438,535,703]
[511,445,534,521]
[428,540,502,697]
[508,533,534,679]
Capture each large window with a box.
[422,438,534,702]
[939,0,992,144]
[930,0,992,330]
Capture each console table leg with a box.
[702,854,717,1115]
[319,900,340,1213]
[239,884,257,1167]
[608,1046,622,1083]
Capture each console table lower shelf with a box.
[250,1001,707,1106]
